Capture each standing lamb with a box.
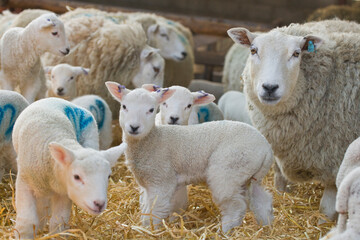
[0,90,28,180]
[12,98,126,239]
[106,82,274,233]
[0,13,70,103]
[45,63,90,100]
[218,91,252,125]
[72,95,113,150]
[227,19,360,220]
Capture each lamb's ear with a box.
[73,66,90,76]
[49,142,74,167]
[101,143,127,167]
[40,17,55,29]
[227,27,258,47]
[140,47,156,60]
[151,87,176,104]
[301,35,323,52]
[192,91,215,105]
[148,23,160,34]
[105,81,130,103]
[44,66,53,74]
[142,84,162,92]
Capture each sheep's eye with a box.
[163,102,166,105]
[160,33,169,40]
[250,46,257,55]
[122,105,127,110]
[149,108,154,113]
[292,50,300,58]
[187,104,192,108]
[74,175,81,181]
[70,76,74,80]
[51,75,54,78]
[51,32,58,36]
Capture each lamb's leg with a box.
[171,185,188,214]
[0,74,14,91]
[36,197,50,232]
[141,186,175,227]
[49,194,72,234]
[319,185,338,222]
[14,176,39,239]
[274,160,289,192]
[22,81,41,103]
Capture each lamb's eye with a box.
[122,105,127,110]
[160,33,169,40]
[51,32,58,36]
[292,50,300,58]
[149,108,154,113]
[70,76,74,80]
[163,102,166,105]
[74,175,81,181]
[187,104,192,108]
[250,47,257,55]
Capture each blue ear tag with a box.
[308,40,315,53]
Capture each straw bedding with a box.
[0,123,335,239]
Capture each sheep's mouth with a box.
[57,92,65,96]
[260,96,281,105]
[175,56,186,61]
[128,131,139,135]
[85,204,102,215]
[168,122,179,125]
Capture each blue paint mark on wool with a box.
[178,34,188,45]
[0,104,16,141]
[197,106,210,123]
[89,99,106,130]
[308,41,315,53]
[64,106,93,142]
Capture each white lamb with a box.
[218,91,252,125]
[227,19,360,220]
[71,95,113,150]
[147,85,222,125]
[12,98,127,239]
[0,13,70,103]
[45,63,90,100]
[320,167,360,240]
[106,82,274,233]
[0,90,28,180]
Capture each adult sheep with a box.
[42,15,161,117]
[227,20,360,220]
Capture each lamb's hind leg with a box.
[320,185,337,222]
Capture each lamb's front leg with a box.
[14,175,39,240]
[320,185,338,222]
[49,194,72,235]
[22,80,41,103]
[171,185,188,214]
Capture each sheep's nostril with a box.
[66,48,70,54]
[181,52,187,58]
[262,84,279,94]
[170,116,179,124]
[93,200,105,211]
[130,125,139,133]
[57,87,64,93]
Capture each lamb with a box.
[0,13,70,103]
[106,82,274,233]
[12,97,126,239]
[227,19,360,220]
[41,15,163,117]
[45,63,90,100]
[0,90,28,180]
[71,95,113,150]
[188,79,224,103]
[146,85,222,125]
[320,167,360,240]
[218,91,252,125]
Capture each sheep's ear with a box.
[192,91,215,105]
[227,27,258,47]
[44,66,53,74]
[151,88,176,104]
[148,23,160,34]
[49,142,74,167]
[73,66,89,76]
[141,47,157,60]
[105,81,130,103]
[40,17,55,29]
[301,35,323,52]
[142,84,162,92]
[101,143,127,168]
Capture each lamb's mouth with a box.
[84,204,102,215]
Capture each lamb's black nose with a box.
[130,125,139,133]
[170,116,179,124]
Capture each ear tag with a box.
[308,41,315,53]
[117,84,126,93]
[197,90,209,99]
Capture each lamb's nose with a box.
[262,84,279,94]
[57,87,64,93]
[93,200,105,212]
[170,116,179,124]
[130,125,139,133]
[65,48,70,54]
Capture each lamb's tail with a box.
[249,181,274,225]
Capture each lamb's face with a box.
[227,28,323,106]
[38,13,70,56]
[132,47,165,88]
[147,23,187,61]
[46,64,89,98]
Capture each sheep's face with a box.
[105,82,175,139]
[49,142,126,215]
[147,23,187,61]
[159,86,215,125]
[45,64,89,98]
[132,47,165,88]
[38,13,70,56]
[228,28,323,106]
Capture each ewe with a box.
[106,82,274,233]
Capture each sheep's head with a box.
[48,142,127,215]
[36,13,70,56]
[147,22,188,61]
[45,64,89,99]
[105,82,175,139]
[145,85,215,125]
[228,28,323,106]
[132,46,165,88]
